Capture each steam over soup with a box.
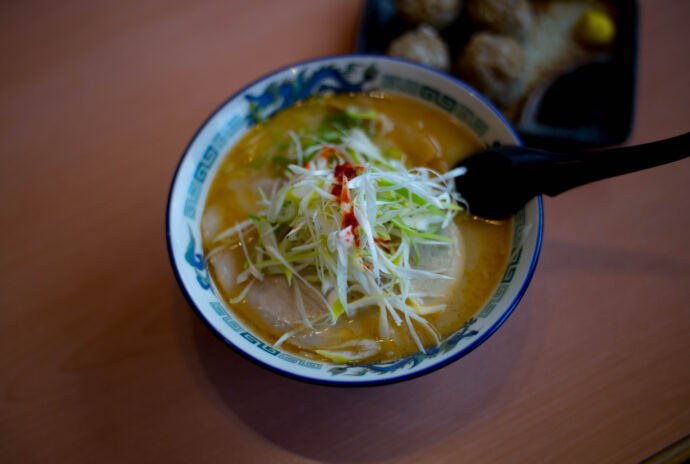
[202,92,511,363]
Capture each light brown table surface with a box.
[1,1,689,463]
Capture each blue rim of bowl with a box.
[166,54,544,387]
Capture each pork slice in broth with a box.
[247,276,326,334]
[201,205,225,244]
[247,276,378,356]
[208,249,238,295]
[411,222,465,303]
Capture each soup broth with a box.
[202,92,511,363]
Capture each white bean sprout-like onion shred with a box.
[208,107,469,355]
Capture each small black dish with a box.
[355,0,638,150]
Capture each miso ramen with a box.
[201,92,511,363]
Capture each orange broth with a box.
[201,92,511,363]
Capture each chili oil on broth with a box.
[201,92,511,363]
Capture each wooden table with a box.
[2,1,688,462]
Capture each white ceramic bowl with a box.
[167,55,543,386]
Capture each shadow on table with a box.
[171,234,686,461]
[173,287,537,464]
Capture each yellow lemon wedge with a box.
[575,9,616,47]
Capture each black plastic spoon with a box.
[453,132,690,220]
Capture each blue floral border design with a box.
[185,225,210,290]
[245,63,378,124]
[177,57,528,380]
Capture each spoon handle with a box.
[455,132,690,219]
[522,132,690,196]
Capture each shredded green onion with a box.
[214,106,468,353]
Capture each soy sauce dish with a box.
[166,55,543,386]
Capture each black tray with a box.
[355,0,637,150]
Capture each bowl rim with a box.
[166,53,544,387]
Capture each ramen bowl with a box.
[166,55,543,386]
